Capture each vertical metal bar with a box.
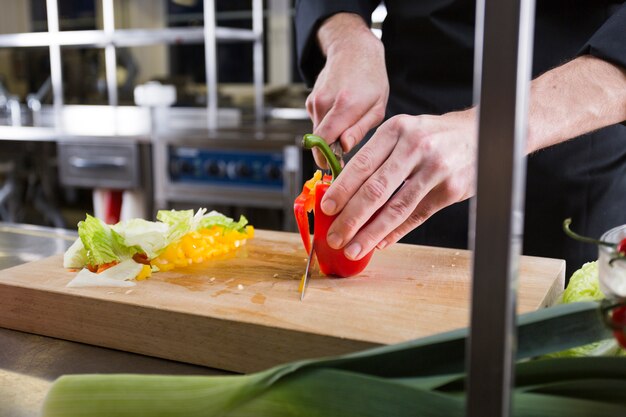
[466,0,535,416]
[252,0,265,126]
[45,0,63,110]
[203,0,218,131]
[102,0,118,106]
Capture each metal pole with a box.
[466,0,535,416]
[45,0,63,111]
[102,0,118,106]
[203,0,218,131]
[252,0,265,126]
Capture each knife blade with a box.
[330,141,344,165]
[299,241,316,301]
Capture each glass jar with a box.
[598,225,626,300]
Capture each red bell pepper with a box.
[294,134,375,277]
[313,180,375,277]
[294,170,330,254]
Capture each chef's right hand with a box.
[307,13,389,168]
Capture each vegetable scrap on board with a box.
[63,209,254,287]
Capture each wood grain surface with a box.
[0,230,564,373]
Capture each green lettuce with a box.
[198,210,248,233]
[157,208,248,236]
[111,218,170,260]
[77,215,120,266]
[560,261,604,303]
[543,261,621,358]
[156,209,199,243]
[63,238,87,269]
[72,209,248,268]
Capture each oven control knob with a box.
[265,164,282,181]
[180,160,195,175]
[236,161,252,178]
[205,160,225,177]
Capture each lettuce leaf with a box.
[157,208,248,235]
[111,218,170,259]
[560,261,604,303]
[71,209,249,268]
[198,210,248,233]
[77,215,120,266]
[543,261,621,358]
[63,238,87,269]
[157,209,203,243]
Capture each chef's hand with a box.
[307,13,389,168]
[321,109,478,260]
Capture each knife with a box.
[330,141,344,166]
[299,240,316,301]
[299,141,339,301]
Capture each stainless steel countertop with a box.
[0,223,227,417]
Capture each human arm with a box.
[308,14,388,160]
[294,2,388,166]
[321,54,626,260]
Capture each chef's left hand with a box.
[321,109,478,260]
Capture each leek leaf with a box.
[42,302,622,417]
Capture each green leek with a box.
[42,301,626,416]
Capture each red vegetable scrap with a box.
[611,305,626,349]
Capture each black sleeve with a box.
[579,3,626,70]
[294,0,381,87]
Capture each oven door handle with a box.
[68,156,128,170]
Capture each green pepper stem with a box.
[302,134,342,180]
[563,218,615,248]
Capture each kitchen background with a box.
[0,0,384,232]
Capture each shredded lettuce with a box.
[111,218,169,260]
[157,209,205,243]
[198,210,248,233]
[77,215,120,266]
[72,209,247,269]
[560,261,604,304]
[543,261,621,358]
[63,238,87,269]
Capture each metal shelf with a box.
[2,0,265,129]
[0,27,260,48]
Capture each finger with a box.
[377,181,462,250]
[321,126,397,218]
[314,91,368,145]
[312,148,329,169]
[339,105,386,153]
[306,90,333,131]
[325,142,418,251]
[340,178,428,259]
[335,155,441,259]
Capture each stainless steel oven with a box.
[153,121,310,232]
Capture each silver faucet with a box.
[0,80,8,114]
[8,95,22,126]
[0,80,23,126]
[27,77,51,126]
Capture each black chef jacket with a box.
[295,0,626,279]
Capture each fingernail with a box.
[327,232,342,249]
[345,242,362,260]
[321,198,337,215]
[377,240,388,250]
[346,135,355,148]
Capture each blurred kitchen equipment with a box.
[153,119,307,231]
[26,77,52,126]
[56,106,153,223]
[134,82,177,108]
[598,225,626,299]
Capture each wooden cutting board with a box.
[0,230,564,373]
